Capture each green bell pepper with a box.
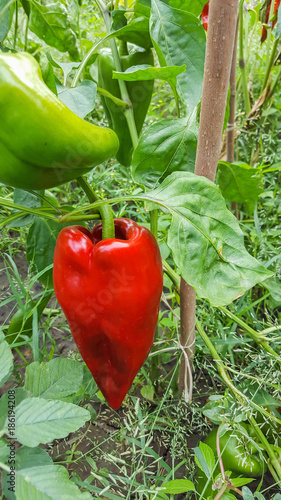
[98,47,154,166]
[0,52,119,190]
[196,424,266,499]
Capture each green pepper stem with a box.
[76,176,115,239]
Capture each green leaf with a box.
[168,0,207,16]
[132,118,197,188]
[16,463,93,500]
[26,218,73,287]
[0,438,9,462]
[29,0,78,55]
[231,478,254,487]
[242,486,255,500]
[262,276,281,301]
[140,172,272,306]
[0,0,15,41]
[9,397,90,447]
[140,384,154,401]
[0,388,28,432]
[110,16,152,49]
[150,0,206,111]
[24,358,84,400]
[162,479,195,493]
[7,291,53,344]
[8,189,43,228]
[57,80,97,118]
[217,162,264,207]
[113,64,186,81]
[16,446,53,468]
[194,442,215,478]
[0,332,13,387]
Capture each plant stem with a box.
[150,209,158,240]
[97,86,129,108]
[13,0,18,50]
[95,0,139,150]
[162,259,180,291]
[262,38,279,91]
[24,15,29,52]
[238,0,251,115]
[72,37,109,88]
[76,176,115,239]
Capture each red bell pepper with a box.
[53,218,163,409]
[202,1,209,31]
[261,0,281,42]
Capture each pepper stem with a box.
[76,176,115,239]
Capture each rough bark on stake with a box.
[178,0,240,398]
[229,23,239,217]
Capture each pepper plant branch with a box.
[76,176,115,239]
[97,86,129,108]
[96,0,139,149]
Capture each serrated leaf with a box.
[150,0,205,111]
[24,358,83,400]
[140,172,272,306]
[57,80,97,118]
[132,118,197,188]
[29,0,78,55]
[0,333,13,387]
[162,479,195,493]
[9,398,90,447]
[16,464,92,500]
[113,64,186,81]
[217,162,264,208]
[194,442,215,478]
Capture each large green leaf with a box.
[132,117,197,188]
[24,358,84,400]
[139,172,272,306]
[29,0,78,55]
[150,0,206,111]
[217,162,264,205]
[0,332,13,388]
[16,463,92,500]
[9,397,90,447]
